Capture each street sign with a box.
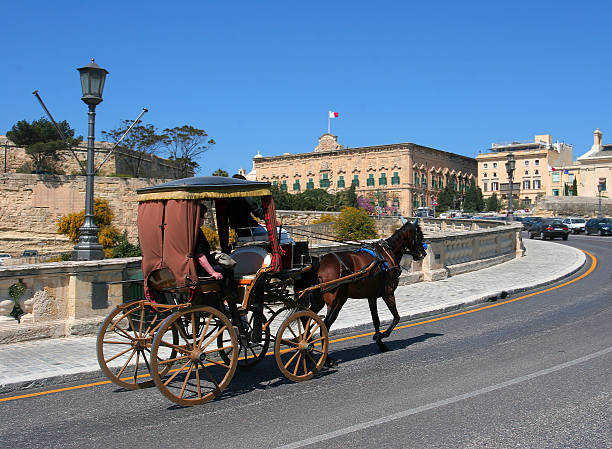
[432,198,438,206]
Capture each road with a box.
[1,234,610,448]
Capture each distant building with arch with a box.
[250,134,477,216]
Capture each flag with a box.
[563,169,568,174]
[328,110,339,119]
[548,165,555,172]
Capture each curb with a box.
[0,247,587,395]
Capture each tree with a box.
[334,207,377,240]
[212,168,228,177]
[462,181,485,213]
[6,118,80,174]
[335,184,358,209]
[101,120,164,177]
[572,178,578,196]
[56,198,120,258]
[270,184,295,210]
[162,125,215,177]
[436,181,457,212]
[485,193,502,212]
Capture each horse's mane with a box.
[385,220,417,251]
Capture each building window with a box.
[535,170,539,175]
[367,174,375,186]
[379,173,387,186]
[552,189,560,196]
[483,163,488,169]
[533,180,541,189]
[483,172,488,178]
[525,160,529,166]
[493,172,497,178]
[523,180,530,190]
[272,181,278,186]
[492,182,499,191]
[414,172,419,185]
[306,178,314,190]
[483,182,488,192]
[320,173,330,188]
[293,179,301,191]
[337,175,345,188]
[438,176,443,188]
[569,174,575,183]
[552,172,560,183]
[413,197,419,208]
[421,175,427,186]
[493,162,498,168]
[524,170,529,175]
[352,175,359,187]
[535,160,540,166]
[391,172,400,185]
[431,175,436,188]
[281,180,287,191]
[599,178,607,191]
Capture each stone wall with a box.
[534,195,612,217]
[0,173,169,254]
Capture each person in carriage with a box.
[227,173,266,238]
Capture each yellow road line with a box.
[0,250,596,404]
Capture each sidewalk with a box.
[0,239,585,393]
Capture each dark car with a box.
[522,216,543,231]
[528,219,570,240]
[21,249,39,257]
[585,217,612,235]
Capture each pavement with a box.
[0,238,586,394]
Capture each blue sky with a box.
[2,1,610,175]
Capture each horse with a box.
[296,218,427,359]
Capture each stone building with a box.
[251,134,477,216]
[0,135,191,179]
[575,128,611,198]
[476,134,574,208]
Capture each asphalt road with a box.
[1,234,610,449]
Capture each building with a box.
[575,128,611,197]
[476,134,573,208]
[251,134,477,216]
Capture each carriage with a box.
[96,176,426,406]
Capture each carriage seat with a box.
[230,246,271,281]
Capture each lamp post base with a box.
[72,237,105,261]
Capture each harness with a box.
[354,247,389,271]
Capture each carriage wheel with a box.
[218,308,271,369]
[97,300,177,390]
[150,306,238,406]
[274,310,328,382]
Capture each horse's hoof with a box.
[372,333,380,341]
[376,341,389,352]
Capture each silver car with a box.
[562,217,586,234]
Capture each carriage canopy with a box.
[136,176,281,296]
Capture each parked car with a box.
[562,217,586,234]
[0,253,11,265]
[521,216,543,231]
[528,219,570,240]
[585,217,612,235]
[21,249,39,257]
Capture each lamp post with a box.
[422,177,428,212]
[72,59,108,261]
[505,152,516,218]
[597,183,604,218]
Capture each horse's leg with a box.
[379,293,400,342]
[368,296,389,352]
[320,289,348,367]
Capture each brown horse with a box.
[299,218,427,356]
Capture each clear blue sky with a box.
[2,1,610,175]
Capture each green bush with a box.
[334,207,377,240]
[113,231,141,258]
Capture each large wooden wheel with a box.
[274,310,328,382]
[97,300,177,390]
[218,308,271,369]
[150,306,238,406]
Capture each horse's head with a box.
[407,218,427,261]
[387,217,428,262]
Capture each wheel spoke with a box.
[116,348,137,378]
[163,359,191,386]
[306,322,321,341]
[204,345,234,355]
[139,306,145,336]
[200,325,228,352]
[309,336,326,345]
[104,346,134,364]
[195,366,202,399]
[285,323,299,340]
[142,313,159,336]
[292,352,303,376]
[102,340,132,345]
[191,312,197,348]
[110,323,135,341]
[133,350,140,381]
[204,358,232,369]
[302,353,308,376]
[179,363,194,399]
[196,314,213,349]
[283,349,300,370]
[280,338,299,347]
[142,350,151,373]
[158,340,190,355]
[157,355,190,365]
[200,365,222,393]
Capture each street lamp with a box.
[597,183,604,218]
[506,152,516,218]
[72,59,108,261]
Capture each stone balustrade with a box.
[0,218,523,344]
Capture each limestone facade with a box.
[476,134,574,208]
[0,135,190,179]
[253,134,477,216]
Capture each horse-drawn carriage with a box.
[96,176,426,406]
